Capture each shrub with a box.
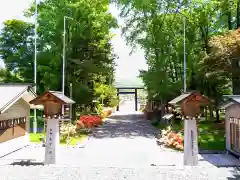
[97,103,104,114]
[60,124,77,140]
[94,83,119,107]
[99,108,113,118]
[108,96,119,107]
[76,120,85,129]
[107,108,113,116]
[100,111,109,119]
[166,132,183,150]
[79,115,102,128]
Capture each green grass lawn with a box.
[29,133,88,146]
[60,134,88,145]
[156,120,226,151]
[29,133,45,143]
[198,122,225,151]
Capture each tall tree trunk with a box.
[205,106,208,121]
[228,10,232,30]
[209,106,214,121]
[200,26,209,53]
[189,70,197,90]
[172,54,179,81]
[226,0,232,30]
[167,40,176,82]
[237,0,240,28]
[215,109,220,123]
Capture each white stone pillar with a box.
[184,117,198,166]
[44,118,60,165]
[25,108,30,142]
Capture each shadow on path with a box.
[108,113,144,120]
[92,112,157,139]
[227,167,240,180]
[10,160,44,166]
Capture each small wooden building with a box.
[168,91,209,117]
[219,95,240,156]
[0,84,37,157]
[29,91,75,137]
[29,91,75,118]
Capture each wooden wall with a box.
[225,104,240,152]
[0,97,30,143]
[0,117,26,143]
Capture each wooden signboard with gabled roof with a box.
[169,91,210,166]
[29,91,75,165]
[29,91,75,118]
[169,91,209,118]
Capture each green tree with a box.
[0,20,34,82]
[114,0,236,120]
[0,0,118,107]
[94,82,119,107]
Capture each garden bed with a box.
[29,133,88,146]
[78,107,113,128]
[30,107,114,145]
[155,120,225,151]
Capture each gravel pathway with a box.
[91,111,158,139]
[0,166,239,180]
[0,111,240,179]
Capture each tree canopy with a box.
[0,0,119,107]
[1,0,240,119]
[113,0,240,120]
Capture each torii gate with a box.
[115,87,144,111]
[113,78,145,111]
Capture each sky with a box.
[0,1,147,80]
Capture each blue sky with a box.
[0,1,147,80]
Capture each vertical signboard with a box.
[44,119,59,165]
[191,130,194,156]
[184,118,198,166]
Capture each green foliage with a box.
[114,0,237,117]
[94,83,119,107]
[29,131,87,146]
[0,0,117,108]
[108,96,120,107]
[76,105,96,116]
[30,116,44,129]
[96,103,104,114]
[0,68,23,82]
[29,133,44,143]
[72,82,93,104]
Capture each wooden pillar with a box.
[184,117,198,166]
[117,89,119,111]
[135,88,138,111]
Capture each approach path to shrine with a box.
[0,107,239,179]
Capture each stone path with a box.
[1,111,240,179]
[0,111,164,167]
[91,111,157,139]
[0,166,240,180]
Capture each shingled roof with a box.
[0,83,39,113]
[29,91,75,105]
[49,91,75,104]
[168,91,209,106]
[219,95,240,109]
[168,92,193,105]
